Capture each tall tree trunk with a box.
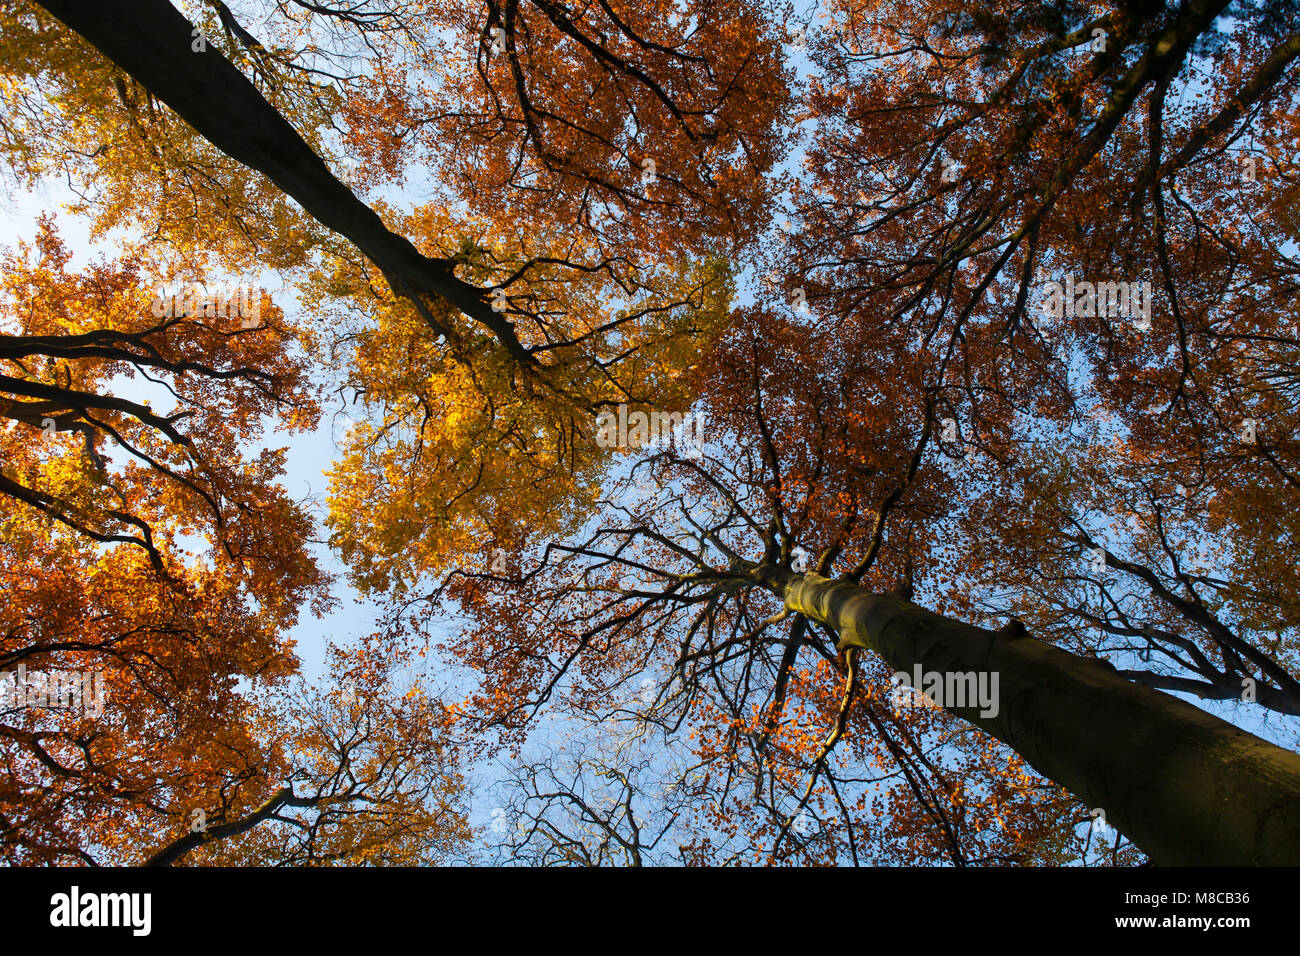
[33,0,537,367]
[767,568,1300,865]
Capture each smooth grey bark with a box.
[769,568,1300,865]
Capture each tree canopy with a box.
[2,0,1300,866]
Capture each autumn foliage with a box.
[2,0,1300,866]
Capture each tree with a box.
[413,296,1300,865]
[782,0,1300,735]
[490,741,690,866]
[0,220,474,864]
[0,218,320,598]
[25,0,791,378]
[312,203,733,592]
[140,640,474,867]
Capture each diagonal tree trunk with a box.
[764,567,1300,865]
[33,0,538,368]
